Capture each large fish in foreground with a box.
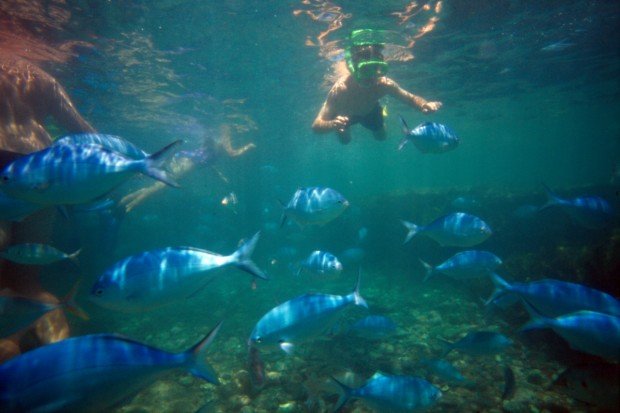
[90,233,267,312]
[486,273,620,318]
[397,116,459,153]
[280,187,348,228]
[54,133,149,159]
[332,372,442,412]
[0,141,180,205]
[539,184,614,229]
[402,212,492,247]
[420,250,502,282]
[0,322,222,413]
[249,276,367,353]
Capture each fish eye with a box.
[94,288,104,297]
[1,175,8,182]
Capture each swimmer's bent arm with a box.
[312,85,349,133]
[383,78,442,113]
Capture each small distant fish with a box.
[0,191,44,222]
[441,331,513,356]
[296,250,342,276]
[0,322,221,412]
[402,212,492,247]
[541,38,574,52]
[340,247,365,265]
[552,362,620,409]
[486,273,620,318]
[280,187,349,228]
[348,315,397,339]
[449,196,480,212]
[0,243,80,265]
[0,283,87,336]
[332,372,442,412]
[539,184,613,229]
[90,232,267,312]
[0,141,181,205]
[397,116,459,153]
[247,346,266,390]
[249,275,367,353]
[420,250,502,282]
[520,303,620,362]
[419,359,466,384]
[54,133,148,159]
[502,366,516,400]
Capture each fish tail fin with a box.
[351,269,368,308]
[519,301,553,333]
[484,273,512,306]
[187,321,222,384]
[420,259,435,282]
[67,247,82,266]
[401,220,418,244]
[61,281,89,320]
[331,376,353,412]
[437,336,455,357]
[233,232,268,280]
[397,115,410,151]
[539,183,562,211]
[141,140,182,187]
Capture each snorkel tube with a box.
[345,29,390,82]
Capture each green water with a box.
[2,0,620,412]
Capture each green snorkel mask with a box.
[345,29,390,82]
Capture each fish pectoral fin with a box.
[279,341,294,354]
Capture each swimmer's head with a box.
[345,29,389,83]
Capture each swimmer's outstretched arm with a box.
[382,77,442,113]
[312,85,349,133]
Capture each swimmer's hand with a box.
[331,116,349,132]
[422,101,442,113]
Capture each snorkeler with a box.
[0,53,96,362]
[119,123,256,214]
[312,29,442,144]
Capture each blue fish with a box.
[54,133,148,159]
[280,187,349,228]
[540,185,613,229]
[397,116,459,153]
[486,273,620,318]
[332,372,442,412]
[297,250,342,276]
[348,315,397,339]
[521,303,620,362]
[0,191,44,222]
[441,331,512,356]
[90,232,267,312]
[1,283,87,337]
[421,250,502,282]
[402,212,492,247]
[249,276,367,353]
[418,359,466,384]
[0,322,221,412]
[0,141,180,205]
[0,243,80,265]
